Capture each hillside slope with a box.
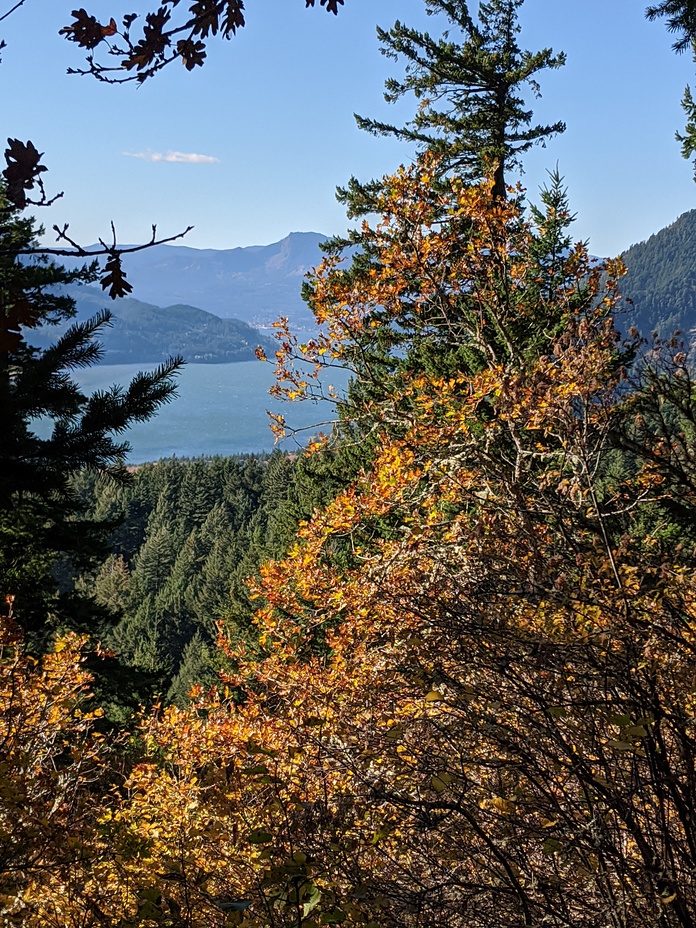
[620,209,696,337]
[29,286,274,364]
[82,231,327,331]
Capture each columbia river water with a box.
[73,359,350,463]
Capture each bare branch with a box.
[0,0,28,25]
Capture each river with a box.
[73,359,350,462]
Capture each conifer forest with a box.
[5,1,696,926]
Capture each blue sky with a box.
[1,0,695,257]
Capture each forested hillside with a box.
[79,455,276,707]
[29,285,274,364]
[74,452,349,708]
[4,2,696,928]
[620,207,696,337]
[82,232,326,330]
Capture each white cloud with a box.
[123,149,220,164]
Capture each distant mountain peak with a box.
[88,232,330,330]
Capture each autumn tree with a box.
[257,0,565,451]
[57,0,346,82]
[0,608,118,927]
[242,179,696,926]
[40,162,696,928]
[239,158,696,927]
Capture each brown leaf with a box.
[305,0,344,13]
[100,254,133,300]
[189,0,221,38]
[176,38,206,69]
[221,0,245,37]
[142,7,171,53]
[3,138,47,209]
[59,8,107,48]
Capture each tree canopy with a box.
[3,0,696,925]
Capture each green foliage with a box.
[677,77,696,179]
[78,455,290,699]
[620,207,696,337]
[647,0,696,52]
[0,189,182,645]
[70,442,371,706]
[646,3,696,178]
[353,0,565,199]
[166,631,218,705]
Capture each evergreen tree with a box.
[352,0,565,200]
[166,631,217,706]
[646,1,696,179]
[284,1,570,454]
[177,461,219,532]
[130,525,177,598]
[90,554,130,615]
[647,0,696,51]
[296,168,587,449]
[0,188,182,643]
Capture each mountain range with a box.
[31,286,275,365]
[41,214,696,367]
[92,218,696,342]
[88,231,328,331]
